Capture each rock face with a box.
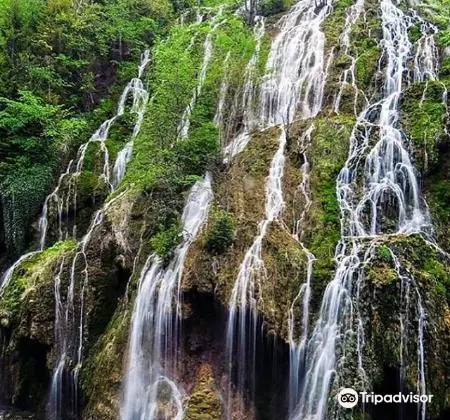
[0,1,449,420]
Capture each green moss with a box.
[183,126,280,300]
[0,240,76,325]
[415,1,450,46]
[185,364,223,419]
[362,235,450,417]
[377,244,392,263]
[408,22,422,43]
[261,226,308,338]
[291,115,354,306]
[426,180,450,252]
[81,302,133,419]
[323,0,353,48]
[258,0,293,17]
[352,1,382,91]
[115,10,260,196]
[401,81,447,173]
[76,171,109,198]
[355,44,380,89]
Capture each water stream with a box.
[39,51,150,250]
[226,0,333,416]
[291,2,439,418]
[120,174,213,420]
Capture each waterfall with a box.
[120,174,213,420]
[291,2,439,419]
[112,50,151,187]
[333,0,367,115]
[226,0,333,416]
[288,124,316,414]
[412,11,438,83]
[0,251,39,293]
[0,47,152,420]
[178,9,224,140]
[226,127,287,416]
[214,51,231,138]
[223,15,266,160]
[46,191,126,420]
[38,51,150,250]
[259,0,332,126]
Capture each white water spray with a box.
[120,174,213,420]
[223,16,266,160]
[226,0,333,416]
[292,2,438,419]
[39,51,150,250]
[178,10,224,139]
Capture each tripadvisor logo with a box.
[336,387,434,408]
[337,388,359,408]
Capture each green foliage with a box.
[205,210,236,254]
[0,90,82,253]
[258,0,293,17]
[351,2,382,90]
[174,122,220,175]
[119,8,261,196]
[0,165,53,253]
[408,23,422,43]
[0,0,176,254]
[298,116,355,307]
[150,224,182,265]
[426,179,450,253]
[416,1,450,46]
[378,244,392,263]
[424,258,450,303]
[401,81,447,173]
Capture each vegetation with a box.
[0,0,176,255]
[0,239,75,325]
[0,1,449,419]
[205,209,236,254]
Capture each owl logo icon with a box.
[337,388,359,408]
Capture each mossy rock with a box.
[401,80,448,174]
[359,235,450,417]
[185,364,223,420]
[0,241,76,332]
[288,115,354,313]
[81,304,132,420]
[0,240,76,411]
[183,127,281,302]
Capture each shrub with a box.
[205,210,235,254]
[150,224,182,265]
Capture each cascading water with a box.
[291,2,440,419]
[113,50,151,187]
[259,0,333,126]
[120,173,213,420]
[333,0,367,115]
[226,0,333,416]
[214,50,231,140]
[39,51,150,250]
[34,51,150,419]
[0,251,39,292]
[0,47,151,420]
[223,15,265,159]
[178,9,224,140]
[46,191,127,420]
[226,127,287,416]
[288,124,316,414]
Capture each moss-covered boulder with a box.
[185,363,224,420]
